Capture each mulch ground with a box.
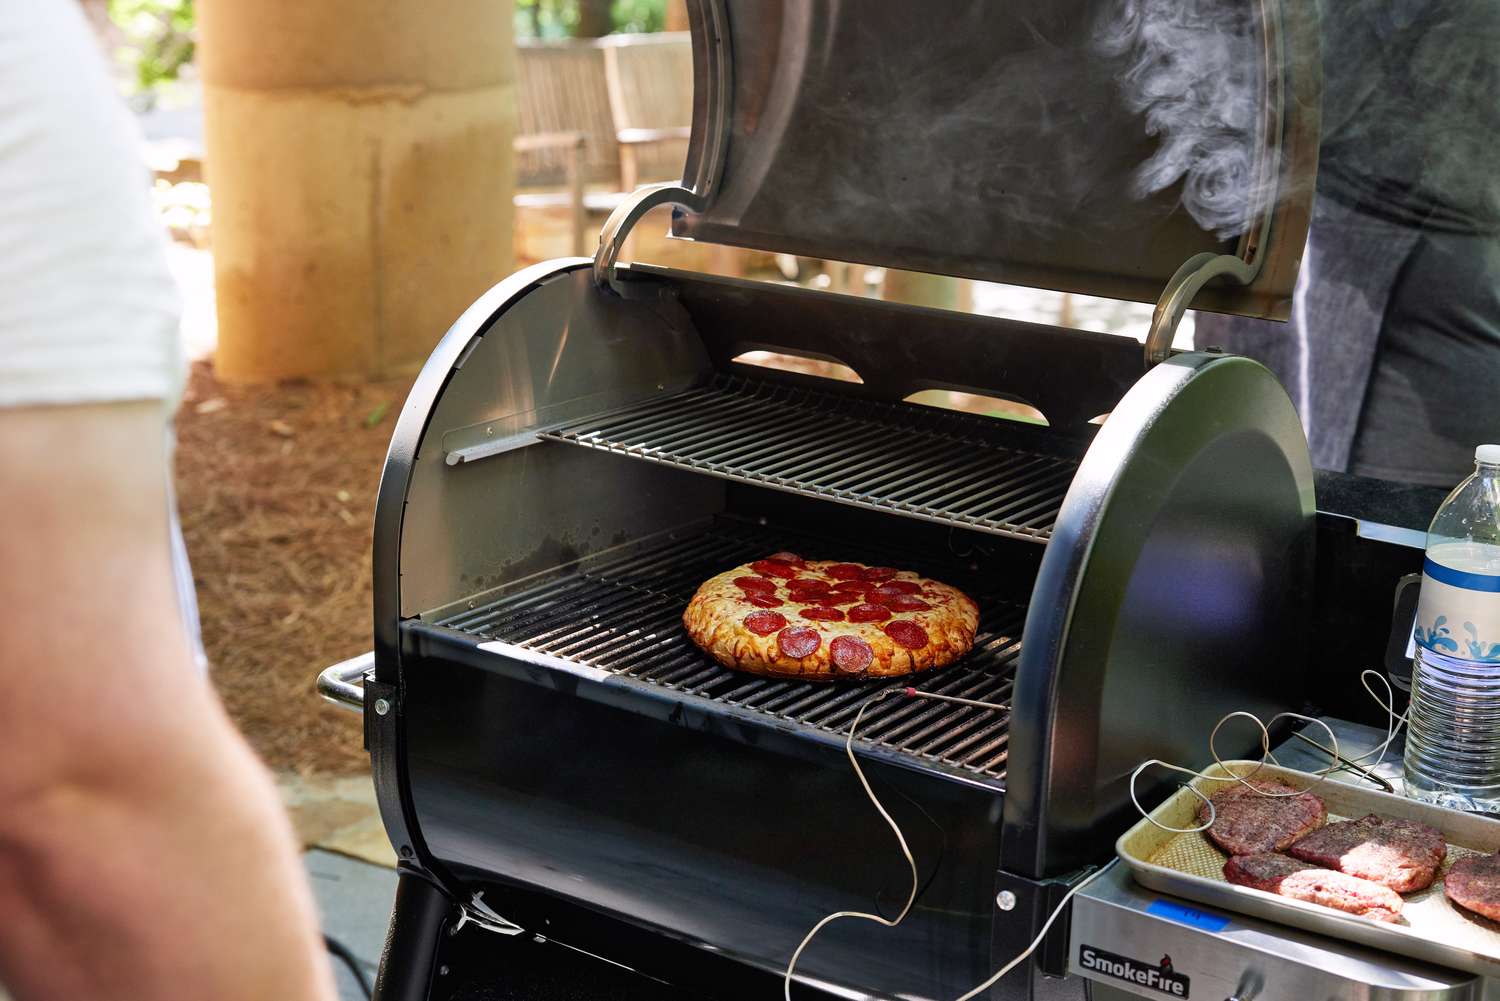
[174,360,413,774]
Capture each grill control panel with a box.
[1070,864,1481,1001]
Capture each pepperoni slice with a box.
[748,594,784,608]
[860,566,899,582]
[830,635,874,675]
[787,580,832,599]
[734,576,777,594]
[744,611,787,635]
[765,551,805,566]
[827,563,866,580]
[847,602,893,623]
[830,579,870,594]
[871,593,931,612]
[871,581,922,596]
[884,620,929,649]
[751,559,801,579]
[801,606,845,622]
[778,626,821,658]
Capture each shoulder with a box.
[0,5,182,410]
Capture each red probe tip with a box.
[904,687,918,698]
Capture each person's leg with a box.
[1348,231,1500,485]
[1193,196,1422,470]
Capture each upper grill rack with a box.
[538,376,1079,543]
[437,520,1022,781]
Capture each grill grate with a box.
[538,376,1078,543]
[438,521,1023,782]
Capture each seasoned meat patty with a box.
[1444,853,1500,921]
[1198,779,1327,856]
[1287,814,1447,892]
[1225,853,1404,922]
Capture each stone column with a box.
[881,270,974,314]
[198,1,516,381]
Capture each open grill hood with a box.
[672,0,1320,320]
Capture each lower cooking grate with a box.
[437,520,1023,781]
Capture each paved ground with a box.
[307,849,398,1000]
[284,773,397,868]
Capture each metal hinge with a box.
[449,891,525,938]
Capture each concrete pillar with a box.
[881,270,974,313]
[198,1,516,381]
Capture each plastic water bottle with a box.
[1404,444,1500,811]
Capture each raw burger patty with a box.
[1444,853,1500,921]
[1287,814,1447,893]
[1198,779,1327,856]
[1225,853,1404,922]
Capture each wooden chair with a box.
[513,40,618,256]
[512,33,692,258]
[599,32,694,192]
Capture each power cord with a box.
[786,686,1090,1001]
[324,933,374,1000]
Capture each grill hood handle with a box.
[593,183,706,295]
[1143,251,1261,368]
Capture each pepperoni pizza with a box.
[682,553,979,680]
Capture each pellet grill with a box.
[311,1,1380,997]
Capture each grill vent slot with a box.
[437,522,1022,782]
[538,376,1078,543]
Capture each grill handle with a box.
[1143,252,1258,368]
[317,651,374,713]
[593,183,705,295]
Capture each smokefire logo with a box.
[1079,945,1190,997]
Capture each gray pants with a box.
[1197,196,1500,487]
[1194,196,1422,474]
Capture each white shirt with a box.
[0,0,183,409]
[0,2,201,664]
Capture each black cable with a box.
[324,933,375,1000]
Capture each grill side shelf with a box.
[535,377,1077,543]
[431,521,1022,782]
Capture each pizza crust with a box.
[682,556,979,680]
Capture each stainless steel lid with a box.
[669,0,1320,321]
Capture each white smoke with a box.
[1095,0,1262,239]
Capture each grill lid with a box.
[667,0,1319,322]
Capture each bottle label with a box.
[1415,555,1500,661]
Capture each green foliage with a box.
[515,0,666,39]
[108,0,666,98]
[108,0,196,101]
[611,0,666,33]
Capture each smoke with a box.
[1094,0,1263,239]
[750,3,1178,250]
[1316,0,1500,234]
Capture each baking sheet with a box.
[1118,759,1500,977]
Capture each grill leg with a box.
[373,866,452,1001]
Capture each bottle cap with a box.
[1477,444,1500,464]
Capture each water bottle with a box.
[1404,445,1500,810]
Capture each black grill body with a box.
[362,260,1318,1000]
[350,0,1334,991]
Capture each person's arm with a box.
[0,401,336,1001]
